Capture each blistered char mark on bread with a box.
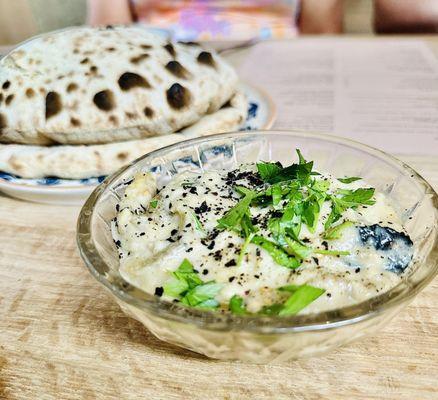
[0,26,239,145]
[0,90,248,179]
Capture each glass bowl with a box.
[77,131,438,363]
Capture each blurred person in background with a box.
[2,0,438,46]
[87,0,343,40]
[375,0,438,33]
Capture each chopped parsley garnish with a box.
[217,191,256,231]
[337,176,362,184]
[325,188,375,229]
[149,199,158,208]
[256,284,325,316]
[229,295,247,315]
[215,149,371,270]
[158,149,376,315]
[163,259,222,309]
[278,285,325,316]
[229,284,325,316]
[256,150,314,185]
[252,236,301,269]
[190,211,205,234]
[323,220,354,240]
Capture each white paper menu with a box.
[238,39,438,156]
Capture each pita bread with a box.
[0,90,247,179]
[0,26,238,145]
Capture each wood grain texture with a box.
[0,39,438,400]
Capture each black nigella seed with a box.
[202,269,209,275]
[228,276,235,282]
[154,287,164,297]
[170,229,178,236]
[224,259,237,267]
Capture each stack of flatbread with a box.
[0,26,247,179]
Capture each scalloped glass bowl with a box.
[77,131,438,363]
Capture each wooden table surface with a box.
[1,37,437,400]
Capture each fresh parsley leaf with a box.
[296,149,306,164]
[340,188,375,205]
[237,230,255,266]
[311,179,330,193]
[190,211,205,234]
[251,235,301,269]
[258,303,284,316]
[325,188,375,229]
[163,259,202,297]
[278,285,325,316]
[194,298,220,310]
[172,258,203,289]
[314,249,350,256]
[278,284,301,293]
[271,184,283,208]
[163,277,189,298]
[182,282,223,307]
[323,220,354,240]
[257,162,282,181]
[256,150,313,185]
[234,186,258,197]
[274,162,313,185]
[241,213,257,237]
[284,237,313,259]
[257,284,325,316]
[301,192,325,232]
[337,176,362,184]
[176,258,196,274]
[229,295,247,315]
[281,206,302,240]
[163,259,222,309]
[149,199,158,208]
[217,192,256,231]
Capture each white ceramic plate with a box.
[0,83,276,205]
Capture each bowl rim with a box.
[77,130,438,334]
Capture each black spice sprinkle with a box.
[355,267,361,273]
[228,276,235,282]
[194,200,210,215]
[321,241,329,250]
[154,287,164,297]
[224,259,237,267]
[170,229,178,236]
[202,269,209,275]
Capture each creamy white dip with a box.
[112,160,413,315]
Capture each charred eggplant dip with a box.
[112,150,414,316]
